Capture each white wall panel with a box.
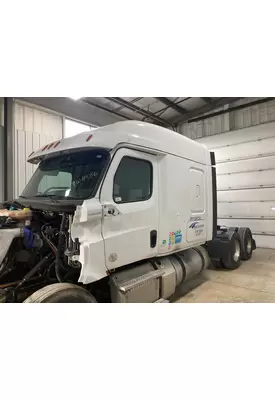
[218,202,275,218]
[217,188,275,202]
[180,99,275,139]
[214,136,275,163]
[231,100,275,131]
[251,235,275,249]
[0,99,4,202]
[199,121,275,148]
[218,218,275,234]
[197,120,275,248]
[13,101,63,198]
[217,155,275,175]
[217,170,275,190]
[180,100,275,248]
[0,126,4,202]
[180,113,230,139]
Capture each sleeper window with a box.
[113,157,152,203]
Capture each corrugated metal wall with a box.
[179,99,275,249]
[0,126,4,203]
[13,101,63,197]
[180,98,275,139]
[0,99,4,202]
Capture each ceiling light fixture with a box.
[69,97,82,101]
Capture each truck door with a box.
[100,148,158,270]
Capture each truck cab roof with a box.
[27,120,210,166]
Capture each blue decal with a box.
[169,230,182,246]
[175,233,182,244]
[190,222,204,229]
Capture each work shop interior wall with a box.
[180,99,275,249]
[14,101,63,197]
[0,98,4,202]
[180,98,275,139]
[0,126,4,203]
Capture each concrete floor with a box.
[173,248,275,303]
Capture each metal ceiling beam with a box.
[188,97,275,123]
[200,97,212,104]
[81,98,131,121]
[175,97,243,124]
[115,97,143,112]
[154,97,187,115]
[19,97,123,126]
[105,97,174,128]
[154,97,191,117]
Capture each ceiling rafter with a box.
[154,98,191,116]
[174,97,243,124]
[63,97,249,127]
[154,97,187,115]
[200,97,212,104]
[105,97,175,128]
[189,97,275,123]
[114,97,144,112]
[81,98,131,120]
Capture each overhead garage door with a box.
[197,121,275,249]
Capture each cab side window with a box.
[113,156,153,203]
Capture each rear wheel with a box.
[238,227,253,260]
[220,232,242,270]
[23,283,97,303]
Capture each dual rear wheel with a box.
[220,227,253,270]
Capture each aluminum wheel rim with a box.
[233,240,241,262]
[247,236,252,253]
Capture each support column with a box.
[4,97,14,200]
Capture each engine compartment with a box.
[0,201,81,302]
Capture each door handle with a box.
[104,204,120,217]
[150,230,157,248]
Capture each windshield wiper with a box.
[34,194,59,203]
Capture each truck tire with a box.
[220,231,241,270]
[238,227,253,260]
[23,283,97,303]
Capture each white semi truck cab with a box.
[0,121,256,303]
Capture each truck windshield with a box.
[21,149,109,200]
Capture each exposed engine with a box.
[0,201,80,303]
